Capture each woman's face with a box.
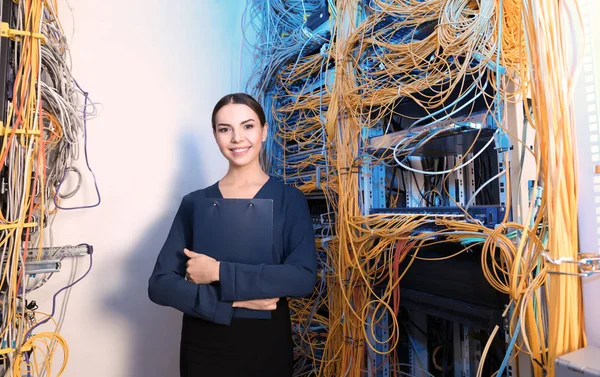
[213,103,268,168]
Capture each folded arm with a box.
[148,196,234,325]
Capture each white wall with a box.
[29,1,252,376]
[576,0,600,348]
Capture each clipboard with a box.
[192,198,274,264]
[192,198,275,319]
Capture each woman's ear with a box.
[262,123,269,142]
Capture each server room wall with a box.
[578,0,600,348]
[27,1,251,376]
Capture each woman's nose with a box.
[231,130,243,143]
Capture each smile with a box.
[230,147,250,155]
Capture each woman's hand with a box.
[184,248,220,284]
[233,298,279,311]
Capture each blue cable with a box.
[497,317,520,377]
[495,0,504,126]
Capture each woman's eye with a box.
[244,124,254,129]
[218,128,229,133]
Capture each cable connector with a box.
[494,130,511,152]
[527,180,543,207]
[0,22,47,43]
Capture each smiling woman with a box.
[148,93,318,377]
[213,94,268,159]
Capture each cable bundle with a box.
[520,1,586,375]
[0,1,97,375]
[246,0,587,376]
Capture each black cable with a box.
[407,160,435,207]
[387,166,406,207]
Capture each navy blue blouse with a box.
[148,177,317,325]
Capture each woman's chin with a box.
[226,154,259,168]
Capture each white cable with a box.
[465,169,507,210]
[392,126,451,160]
[394,135,495,175]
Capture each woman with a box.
[148,93,317,377]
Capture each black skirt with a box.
[180,298,293,377]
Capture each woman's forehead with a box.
[215,103,259,122]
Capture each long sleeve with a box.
[148,195,234,325]
[219,188,317,301]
